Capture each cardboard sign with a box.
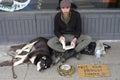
[78,64,110,78]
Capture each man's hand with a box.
[71,38,77,48]
[59,36,65,43]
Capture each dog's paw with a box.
[13,58,24,66]
[16,49,22,54]
[14,55,19,59]
[14,62,20,66]
[14,55,27,59]
[14,55,22,59]
[14,61,22,66]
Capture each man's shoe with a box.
[62,49,77,59]
[60,49,77,63]
[53,50,63,57]
[52,50,63,65]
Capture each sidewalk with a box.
[0,42,120,80]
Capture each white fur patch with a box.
[37,61,41,71]
[14,54,28,66]
[16,41,37,55]
[14,41,38,66]
[30,56,36,64]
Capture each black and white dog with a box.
[14,37,53,71]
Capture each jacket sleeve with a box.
[54,14,62,38]
[74,13,82,39]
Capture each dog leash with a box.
[10,41,37,79]
[12,56,30,80]
[12,56,17,79]
[23,63,30,80]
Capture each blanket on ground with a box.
[0,44,31,67]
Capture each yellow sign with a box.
[78,64,110,78]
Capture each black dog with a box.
[14,37,53,71]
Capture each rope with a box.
[12,56,17,79]
[23,63,29,80]
[11,57,30,80]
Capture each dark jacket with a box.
[54,10,82,39]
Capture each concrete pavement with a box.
[0,42,120,80]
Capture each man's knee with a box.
[78,35,92,43]
[86,35,92,41]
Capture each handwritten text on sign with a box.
[78,64,110,78]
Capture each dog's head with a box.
[36,56,52,71]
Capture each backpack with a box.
[80,42,96,55]
[80,41,111,55]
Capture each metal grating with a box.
[0,11,120,43]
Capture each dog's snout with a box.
[37,60,46,71]
[39,67,45,72]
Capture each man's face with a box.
[61,7,70,14]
